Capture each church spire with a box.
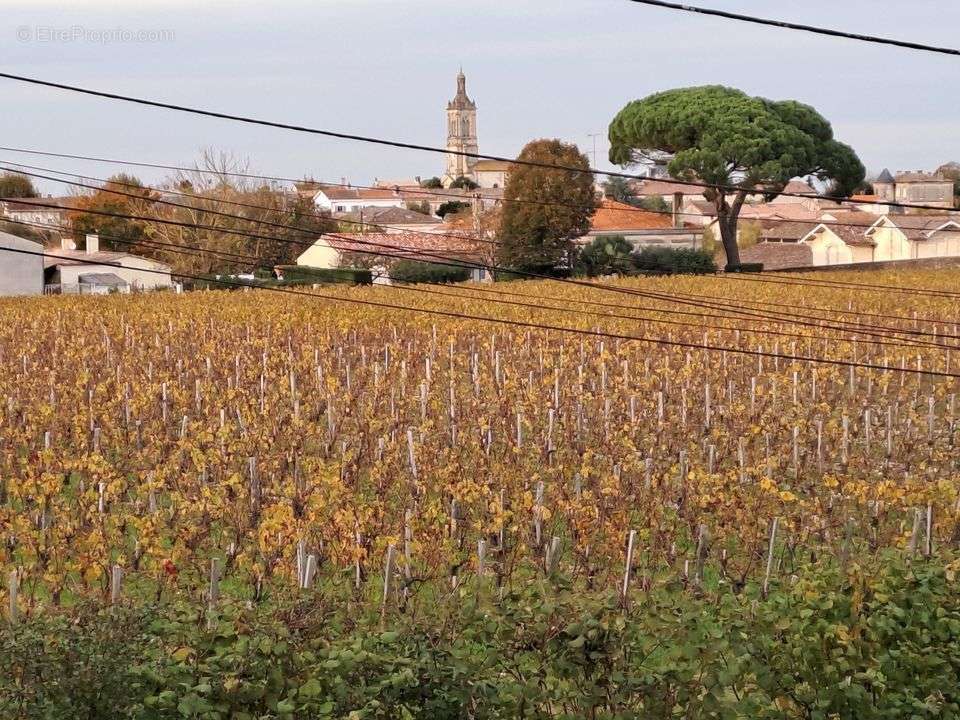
[449,68,474,110]
[444,68,478,184]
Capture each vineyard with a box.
[3,268,960,718]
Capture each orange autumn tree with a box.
[70,173,156,253]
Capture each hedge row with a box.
[3,556,958,719]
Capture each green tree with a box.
[450,175,479,190]
[436,200,469,218]
[609,86,864,269]
[497,139,596,273]
[637,195,670,213]
[577,235,636,276]
[405,200,433,216]
[602,176,638,205]
[420,177,444,189]
[0,172,39,199]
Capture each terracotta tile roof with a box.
[316,185,401,201]
[334,206,439,226]
[850,194,879,202]
[633,179,703,197]
[760,221,818,242]
[875,213,960,240]
[320,231,484,261]
[591,199,673,231]
[739,242,813,270]
[778,179,819,196]
[737,204,820,222]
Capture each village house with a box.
[739,212,960,269]
[333,206,441,234]
[874,169,954,209]
[0,231,45,296]
[312,185,405,214]
[0,196,73,229]
[295,230,486,282]
[583,199,701,249]
[44,234,174,294]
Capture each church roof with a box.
[876,168,895,184]
[448,71,476,111]
[473,160,512,172]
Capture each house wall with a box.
[296,239,341,269]
[915,231,960,259]
[895,182,954,208]
[870,225,912,262]
[806,230,853,266]
[314,192,404,213]
[56,257,172,290]
[850,245,874,263]
[474,169,507,189]
[0,233,44,296]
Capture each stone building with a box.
[442,70,479,187]
[874,168,954,209]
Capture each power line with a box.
[2,143,956,215]
[0,79,956,217]
[8,156,960,310]
[626,0,960,57]
[11,188,958,350]
[10,170,960,350]
[14,210,944,353]
[3,242,955,378]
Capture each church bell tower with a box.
[443,69,478,186]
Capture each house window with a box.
[336,205,345,212]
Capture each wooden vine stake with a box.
[381,543,396,622]
[693,524,710,588]
[763,517,779,597]
[545,536,561,575]
[8,569,17,623]
[110,565,123,605]
[477,539,487,577]
[621,529,636,608]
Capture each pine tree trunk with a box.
[719,213,741,270]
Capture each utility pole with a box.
[587,133,603,168]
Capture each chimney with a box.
[85,233,99,254]
[60,236,76,251]
[672,192,683,228]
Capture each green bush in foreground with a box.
[389,260,471,284]
[2,557,959,719]
[633,246,717,275]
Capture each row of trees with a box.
[0,152,333,275]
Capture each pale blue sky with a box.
[1,0,957,193]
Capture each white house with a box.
[0,231,44,296]
[472,160,511,189]
[296,230,486,283]
[313,185,405,213]
[741,212,960,269]
[44,235,174,294]
[0,197,72,229]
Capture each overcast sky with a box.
[2,0,957,194]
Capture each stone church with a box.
[441,70,511,190]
